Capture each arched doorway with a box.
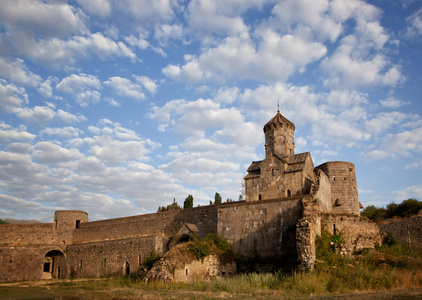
[42,250,66,279]
[124,262,130,275]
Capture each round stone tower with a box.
[54,210,88,231]
[264,110,295,157]
[314,161,360,216]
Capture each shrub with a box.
[142,251,162,270]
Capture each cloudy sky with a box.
[0,0,421,222]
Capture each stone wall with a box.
[217,197,303,256]
[315,162,360,216]
[66,236,166,278]
[379,215,422,248]
[0,223,60,246]
[321,214,381,254]
[0,245,66,282]
[73,206,218,244]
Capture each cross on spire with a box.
[277,100,280,113]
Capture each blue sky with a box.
[0,0,421,222]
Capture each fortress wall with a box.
[313,170,332,213]
[379,215,422,248]
[0,245,66,283]
[73,206,218,244]
[217,197,303,257]
[315,162,360,215]
[0,223,61,246]
[66,236,166,278]
[322,214,381,254]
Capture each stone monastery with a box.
[0,110,380,283]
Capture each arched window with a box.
[287,190,291,197]
[258,194,262,201]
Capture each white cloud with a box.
[124,33,150,50]
[393,185,422,201]
[16,106,56,126]
[0,80,28,113]
[76,0,111,17]
[154,24,183,45]
[42,127,83,139]
[0,57,41,87]
[163,32,326,84]
[134,75,158,94]
[380,97,407,109]
[104,76,145,100]
[0,123,35,142]
[56,109,87,124]
[57,73,101,94]
[57,73,102,107]
[32,141,81,165]
[405,7,422,38]
[365,112,408,134]
[0,0,87,37]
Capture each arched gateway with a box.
[42,250,66,279]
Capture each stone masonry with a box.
[0,110,380,282]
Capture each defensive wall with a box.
[379,214,422,248]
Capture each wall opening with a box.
[43,250,66,280]
[75,220,81,229]
[124,262,130,275]
[258,194,262,201]
[287,190,291,197]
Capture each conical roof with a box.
[264,110,295,132]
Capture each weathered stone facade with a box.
[379,213,422,248]
[0,111,380,282]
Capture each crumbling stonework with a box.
[379,213,422,248]
[0,110,380,282]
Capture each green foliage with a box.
[382,232,399,247]
[361,205,387,222]
[214,192,222,204]
[362,198,422,222]
[187,234,234,262]
[141,251,162,270]
[183,195,193,209]
[386,198,422,219]
[157,199,181,212]
[188,239,211,261]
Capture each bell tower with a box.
[264,110,295,157]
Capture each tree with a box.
[184,195,194,209]
[214,192,222,205]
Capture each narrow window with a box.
[344,177,346,180]
[139,255,142,266]
[186,269,188,276]
[75,220,80,229]
[258,194,262,201]
[54,220,57,229]
[79,260,83,269]
[103,259,107,268]
[287,190,291,197]
[10,260,12,264]
[272,169,274,176]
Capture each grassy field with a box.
[2,234,422,299]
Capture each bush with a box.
[142,251,162,270]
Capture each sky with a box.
[0,0,422,222]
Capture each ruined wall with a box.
[379,215,422,248]
[73,206,218,244]
[173,255,236,283]
[315,162,360,216]
[66,236,166,278]
[322,214,381,254]
[217,197,303,256]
